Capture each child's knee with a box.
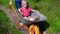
[20,23,24,26]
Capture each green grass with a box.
[28,0,60,34]
[0,0,60,34]
[0,9,22,34]
[0,9,10,34]
[0,0,15,8]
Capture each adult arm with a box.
[9,0,12,5]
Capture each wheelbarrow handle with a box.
[10,4,18,17]
[10,4,29,31]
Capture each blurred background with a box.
[0,0,60,34]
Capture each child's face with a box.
[22,2,27,8]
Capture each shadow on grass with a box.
[27,21,50,34]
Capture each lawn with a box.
[0,9,22,34]
[28,0,60,34]
[0,0,60,34]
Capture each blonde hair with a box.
[21,1,27,7]
[21,0,29,8]
[22,0,27,1]
[22,0,27,4]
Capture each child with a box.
[18,1,40,30]
[18,1,39,21]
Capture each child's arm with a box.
[18,9,23,15]
[31,9,38,12]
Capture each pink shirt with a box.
[20,7,31,17]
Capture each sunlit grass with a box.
[0,0,60,34]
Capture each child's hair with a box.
[26,2,29,9]
[21,1,29,9]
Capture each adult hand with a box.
[9,2,12,5]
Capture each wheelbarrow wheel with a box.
[29,24,40,34]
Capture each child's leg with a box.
[19,22,24,29]
[28,16,31,19]
[24,16,35,21]
[24,17,30,20]
[19,23,29,31]
[28,16,40,21]
[28,16,35,21]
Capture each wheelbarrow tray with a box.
[18,11,46,25]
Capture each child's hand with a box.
[18,9,23,15]
[31,9,38,12]
[24,17,29,20]
[34,10,38,12]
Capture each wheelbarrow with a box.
[10,3,46,34]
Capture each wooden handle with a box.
[10,4,18,17]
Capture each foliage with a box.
[0,0,60,34]
[28,0,60,34]
[0,9,22,34]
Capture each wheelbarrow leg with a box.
[23,25,29,31]
[15,19,20,29]
[15,19,29,30]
